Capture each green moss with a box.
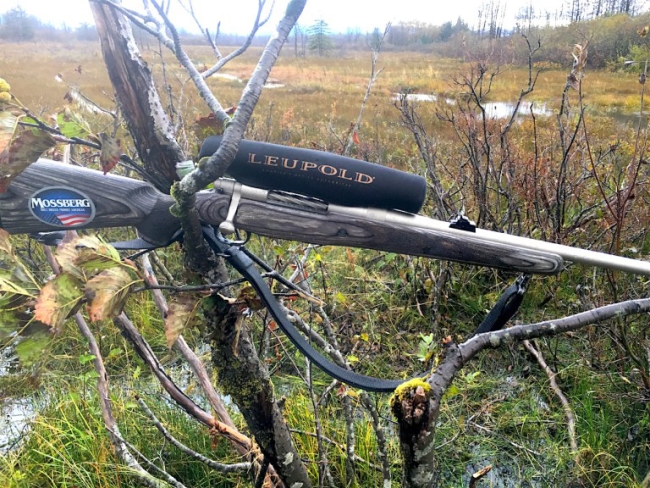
[390,378,432,413]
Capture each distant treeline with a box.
[2,5,650,68]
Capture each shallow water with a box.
[393,93,552,119]
[0,397,34,453]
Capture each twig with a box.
[136,396,252,473]
[133,276,247,293]
[523,340,578,453]
[359,392,392,486]
[112,313,249,449]
[469,465,492,488]
[148,0,228,122]
[342,22,390,157]
[466,421,541,456]
[253,457,270,488]
[43,229,156,485]
[289,429,381,470]
[107,428,188,488]
[149,251,178,285]
[305,357,336,488]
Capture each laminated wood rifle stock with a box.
[0,159,564,274]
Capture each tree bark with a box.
[207,295,312,487]
[90,1,184,192]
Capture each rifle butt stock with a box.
[0,159,180,245]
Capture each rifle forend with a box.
[0,159,563,275]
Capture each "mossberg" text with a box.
[31,198,92,208]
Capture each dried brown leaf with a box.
[34,273,83,332]
[165,294,202,348]
[0,124,56,192]
[99,132,121,174]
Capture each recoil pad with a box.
[199,136,427,213]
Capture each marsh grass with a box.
[0,385,247,488]
[2,37,650,487]
[3,40,647,163]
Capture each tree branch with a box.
[136,396,252,473]
[523,339,578,454]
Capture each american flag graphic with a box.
[56,212,92,227]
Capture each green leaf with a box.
[56,107,93,139]
[85,267,138,322]
[15,332,51,366]
[34,273,84,331]
[108,347,123,358]
[79,353,96,365]
[347,354,359,364]
[442,384,460,400]
[82,370,100,381]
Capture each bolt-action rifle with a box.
[1,139,649,391]
[2,136,649,276]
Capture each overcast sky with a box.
[4,0,573,34]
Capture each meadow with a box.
[1,37,650,487]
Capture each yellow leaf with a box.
[238,285,263,310]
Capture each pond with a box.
[393,93,552,119]
[392,93,650,127]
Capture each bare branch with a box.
[200,0,275,77]
[136,396,252,473]
[523,340,578,453]
[149,0,228,121]
[178,0,307,194]
[91,0,175,50]
[107,428,188,488]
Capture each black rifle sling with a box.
[472,275,530,336]
[202,226,407,392]
[202,226,529,392]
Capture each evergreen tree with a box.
[307,19,333,56]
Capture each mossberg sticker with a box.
[28,187,96,228]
